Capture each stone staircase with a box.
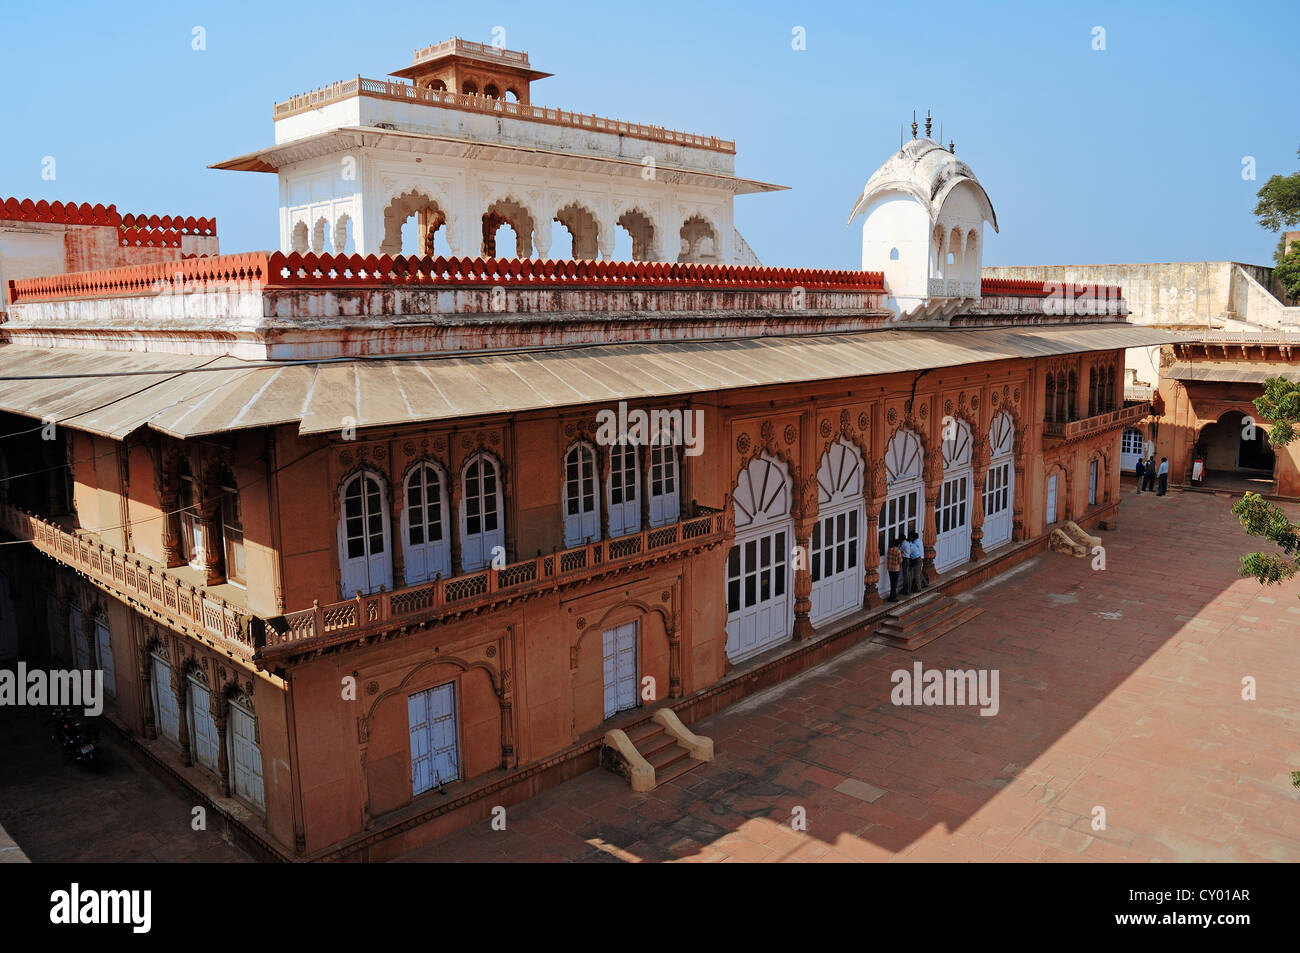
[600,708,713,791]
[871,591,984,651]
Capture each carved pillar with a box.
[792,474,816,641]
[198,497,222,586]
[170,663,192,767]
[449,470,464,576]
[138,639,156,739]
[922,439,942,581]
[970,433,990,561]
[864,462,886,609]
[598,448,611,542]
[639,444,652,531]
[666,615,682,698]
[80,606,98,672]
[498,629,517,769]
[211,688,231,797]
[1012,426,1028,541]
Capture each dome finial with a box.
[911,111,917,139]
[924,110,932,138]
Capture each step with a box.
[635,730,678,760]
[884,592,954,627]
[624,722,665,747]
[653,752,705,786]
[876,600,970,637]
[873,604,984,651]
[646,741,690,772]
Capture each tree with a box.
[1233,377,1300,587]
[1274,244,1300,303]
[1253,147,1300,261]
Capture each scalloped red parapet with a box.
[980,277,1124,300]
[2,197,218,236]
[7,251,888,303]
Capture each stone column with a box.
[1012,429,1028,542]
[138,642,156,739]
[449,473,463,576]
[211,688,231,797]
[970,435,990,562]
[160,490,184,568]
[792,474,816,641]
[198,499,223,586]
[170,663,192,767]
[667,616,683,698]
[80,608,98,672]
[922,450,942,582]
[864,464,887,609]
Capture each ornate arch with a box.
[569,598,671,669]
[733,419,803,518]
[482,193,537,258]
[380,186,453,257]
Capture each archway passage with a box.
[1197,410,1276,491]
[382,191,448,257]
[616,209,656,261]
[483,199,533,258]
[678,215,718,263]
[554,203,600,260]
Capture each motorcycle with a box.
[50,706,99,763]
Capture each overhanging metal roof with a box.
[0,323,1182,439]
[1165,360,1300,385]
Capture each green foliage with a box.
[1253,148,1300,232]
[1232,492,1300,587]
[1252,377,1300,448]
[1274,245,1300,303]
[1293,771,1300,789]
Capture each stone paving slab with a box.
[403,489,1300,862]
[0,706,252,863]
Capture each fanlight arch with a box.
[942,418,972,469]
[885,428,924,485]
[733,454,791,534]
[817,439,864,507]
[989,411,1015,457]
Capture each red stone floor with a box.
[403,489,1300,862]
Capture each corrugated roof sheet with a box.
[1165,360,1300,385]
[0,323,1182,439]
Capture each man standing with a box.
[886,536,903,601]
[900,533,917,597]
[1157,456,1169,496]
[1134,457,1145,494]
[908,531,926,592]
[1143,457,1157,493]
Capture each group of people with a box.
[1134,456,1169,496]
[885,532,928,602]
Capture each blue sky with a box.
[2,0,1296,268]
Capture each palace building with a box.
[0,41,1174,860]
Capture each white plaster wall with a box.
[279,147,734,261]
[0,228,66,308]
[273,96,734,176]
[860,194,931,307]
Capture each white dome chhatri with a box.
[848,135,998,320]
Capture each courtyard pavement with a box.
[0,707,252,862]
[405,488,1300,862]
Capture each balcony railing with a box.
[265,507,732,657]
[272,76,736,154]
[0,504,255,659]
[1042,401,1151,440]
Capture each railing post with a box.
[312,599,323,639]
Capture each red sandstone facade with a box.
[0,246,1168,860]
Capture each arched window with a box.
[178,461,203,567]
[220,470,245,585]
[935,418,973,571]
[1066,370,1078,422]
[1088,366,1098,417]
[93,609,115,697]
[1105,365,1116,411]
[877,428,925,596]
[461,453,504,571]
[402,462,450,584]
[810,439,864,625]
[648,443,680,527]
[726,454,793,662]
[562,442,599,547]
[983,412,1016,549]
[606,444,641,538]
[484,83,500,99]
[338,470,393,596]
[1045,374,1057,424]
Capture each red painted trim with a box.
[7,251,887,302]
[980,277,1123,300]
[1,197,215,236]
